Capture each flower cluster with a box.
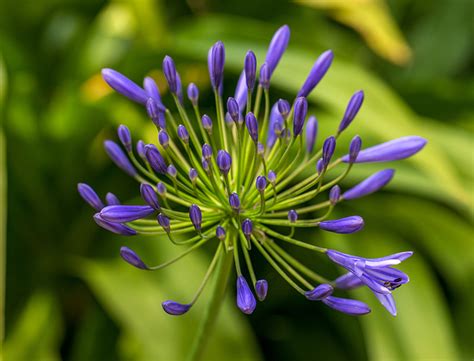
[79,25,426,317]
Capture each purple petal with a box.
[101,68,148,104]
[255,279,268,301]
[265,25,290,77]
[78,183,104,211]
[321,296,371,316]
[374,292,397,316]
[93,214,136,236]
[236,275,256,314]
[234,71,248,112]
[343,169,395,200]
[319,216,364,234]
[297,50,334,98]
[100,205,155,222]
[120,246,148,269]
[105,192,121,206]
[334,272,364,290]
[104,140,137,177]
[305,284,333,301]
[162,301,192,315]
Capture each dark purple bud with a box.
[162,300,191,316]
[242,218,253,239]
[144,144,167,174]
[78,183,104,211]
[304,283,333,300]
[268,170,276,183]
[319,216,364,234]
[189,204,202,231]
[120,246,148,269]
[189,168,198,183]
[277,99,291,118]
[158,130,169,149]
[157,213,170,232]
[259,63,270,90]
[265,25,290,77]
[339,91,364,133]
[257,142,264,156]
[334,272,364,290]
[202,158,210,173]
[163,56,178,93]
[143,76,162,104]
[187,83,199,106]
[349,135,362,163]
[146,98,166,129]
[104,140,137,177]
[100,205,155,222]
[316,158,324,175]
[216,225,226,241]
[236,275,257,314]
[245,112,259,142]
[157,182,166,196]
[140,183,160,210]
[93,214,136,235]
[297,50,334,97]
[136,140,146,161]
[208,41,225,90]
[329,185,341,205]
[227,97,240,123]
[118,125,132,152]
[293,97,308,137]
[288,210,298,223]
[202,144,213,160]
[229,192,240,211]
[105,192,121,205]
[167,164,177,178]
[216,150,232,176]
[244,51,257,91]
[321,296,371,316]
[177,125,189,144]
[101,68,148,104]
[202,114,213,133]
[341,136,427,163]
[256,176,267,192]
[255,280,268,301]
[305,116,318,153]
[322,136,336,167]
[343,169,395,200]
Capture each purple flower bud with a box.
[157,213,170,233]
[257,142,265,156]
[100,205,155,222]
[229,192,240,211]
[177,125,189,144]
[316,158,324,175]
[216,225,226,241]
[187,83,199,106]
[105,192,121,205]
[146,98,166,129]
[202,114,213,133]
[236,275,257,314]
[256,176,267,192]
[322,136,336,167]
[341,136,427,163]
[216,150,232,176]
[202,158,210,173]
[189,168,198,183]
[189,204,202,231]
[268,170,276,183]
[255,279,268,301]
[343,169,395,200]
[265,25,290,77]
[145,144,167,174]
[140,183,160,210]
[339,90,364,133]
[288,209,298,223]
[305,116,318,153]
[293,97,308,137]
[305,283,333,300]
[118,125,132,152]
[321,296,371,316]
[319,216,364,234]
[244,51,257,91]
[227,97,240,123]
[101,68,148,104]
[136,140,146,161]
[297,50,334,97]
[329,185,341,205]
[104,140,137,177]
[209,41,225,90]
[163,56,178,94]
[78,183,104,211]
[167,164,177,178]
[273,122,283,137]
[120,246,148,269]
[277,99,291,118]
[234,71,247,114]
[157,182,166,196]
[267,102,284,148]
[334,272,364,290]
[201,144,212,160]
[158,130,169,149]
[242,218,253,239]
[143,76,162,105]
[175,72,183,104]
[93,214,136,235]
[162,300,191,316]
[349,135,362,163]
[259,63,270,90]
[245,112,259,143]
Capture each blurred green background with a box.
[1,0,473,360]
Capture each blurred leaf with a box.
[4,291,62,361]
[0,128,5,351]
[296,0,412,65]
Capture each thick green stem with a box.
[187,247,234,361]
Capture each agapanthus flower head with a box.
[80,25,425,317]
